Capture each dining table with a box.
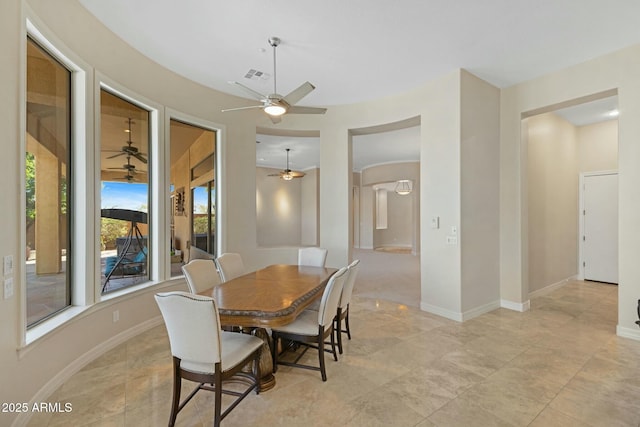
[199,263,337,391]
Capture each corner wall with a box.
[526,113,579,293]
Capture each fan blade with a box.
[107,152,126,159]
[228,81,267,100]
[267,170,305,178]
[269,115,282,124]
[133,153,148,164]
[283,81,315,105]
[222,105,265,113]
[287,105,327,115]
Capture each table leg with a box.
[253,328,276,392]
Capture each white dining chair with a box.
[335,259,360,354]
[271,267,348,381]
[154,291,263,427]
[215,252,245,282]
[181,259,221,294]
[298,247,328,267]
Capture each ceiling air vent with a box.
[244,69,270,81]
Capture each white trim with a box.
[24,14,94,343]
[461,300,501,321]
[14,317,163,427]
[95,74,164,295]
[528,275,576,299]
[616,325,640,341]
[421,302,463,322]
[500,299,531,312]
[164,108,226,258]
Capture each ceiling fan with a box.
[106,118,148,164]
[108,154,146,183]
[268,148,305,180]
[222,37,327,124]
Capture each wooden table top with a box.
[200,264,337,328]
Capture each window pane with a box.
[169,119,215,272]
[26,38,72,327]
[100,90,150,293]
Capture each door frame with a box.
[578,170,618,280]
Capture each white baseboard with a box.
[501,299,531,312]
[528,275,577,299]
[616,325,640,341]
[14,316,163,427]
[421,300,501,322]
[421,302,463,322]
[462,300,501,321]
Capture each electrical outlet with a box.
[3,255,13,276]
[446,236,458,245]
[4,277,14,299]
[113,310,119,323]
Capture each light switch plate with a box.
[3,255,13,276]
[431,216,440,229]
[4,277,14,299]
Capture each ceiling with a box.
[79,0,640,107]
[80,1,631,171]
[257,126,422,172]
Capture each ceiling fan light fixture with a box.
[264,103,287,116]
[282,172,294,181]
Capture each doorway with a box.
[525,94,619,295]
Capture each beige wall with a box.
[526,113,579,293]
[460,71,501,312]
[578,119,618,172]
[301,168,319,246]
[256,166,302,246]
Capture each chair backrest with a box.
[215,252,245,282]
[338,259,360,309]
[189,246,215,261]
[181,259,221,294]
[155,291,222,365]
[298,247,328,267]
[317,267,348,330]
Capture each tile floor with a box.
[26,263,640,426]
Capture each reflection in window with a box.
[169,119,215,270]
[100,90,150,293]
[26,37,72,327]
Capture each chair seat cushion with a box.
[180,331,263,374]
[271,310,323,336]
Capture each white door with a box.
[583,173,618,283]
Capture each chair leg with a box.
[336,315,344,355]
[345,305,352,340]
[330,325,338,362]
[213,370,222,427]
[318,333,327,381]
[169,359,181,427]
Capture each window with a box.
[100,89,150,293]
[169,119,216,271]
[25,37,73,327]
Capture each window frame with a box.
[96,77,163,301]
[23,19,92,345]
[165,110,224,266]
[19,18,224,346]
